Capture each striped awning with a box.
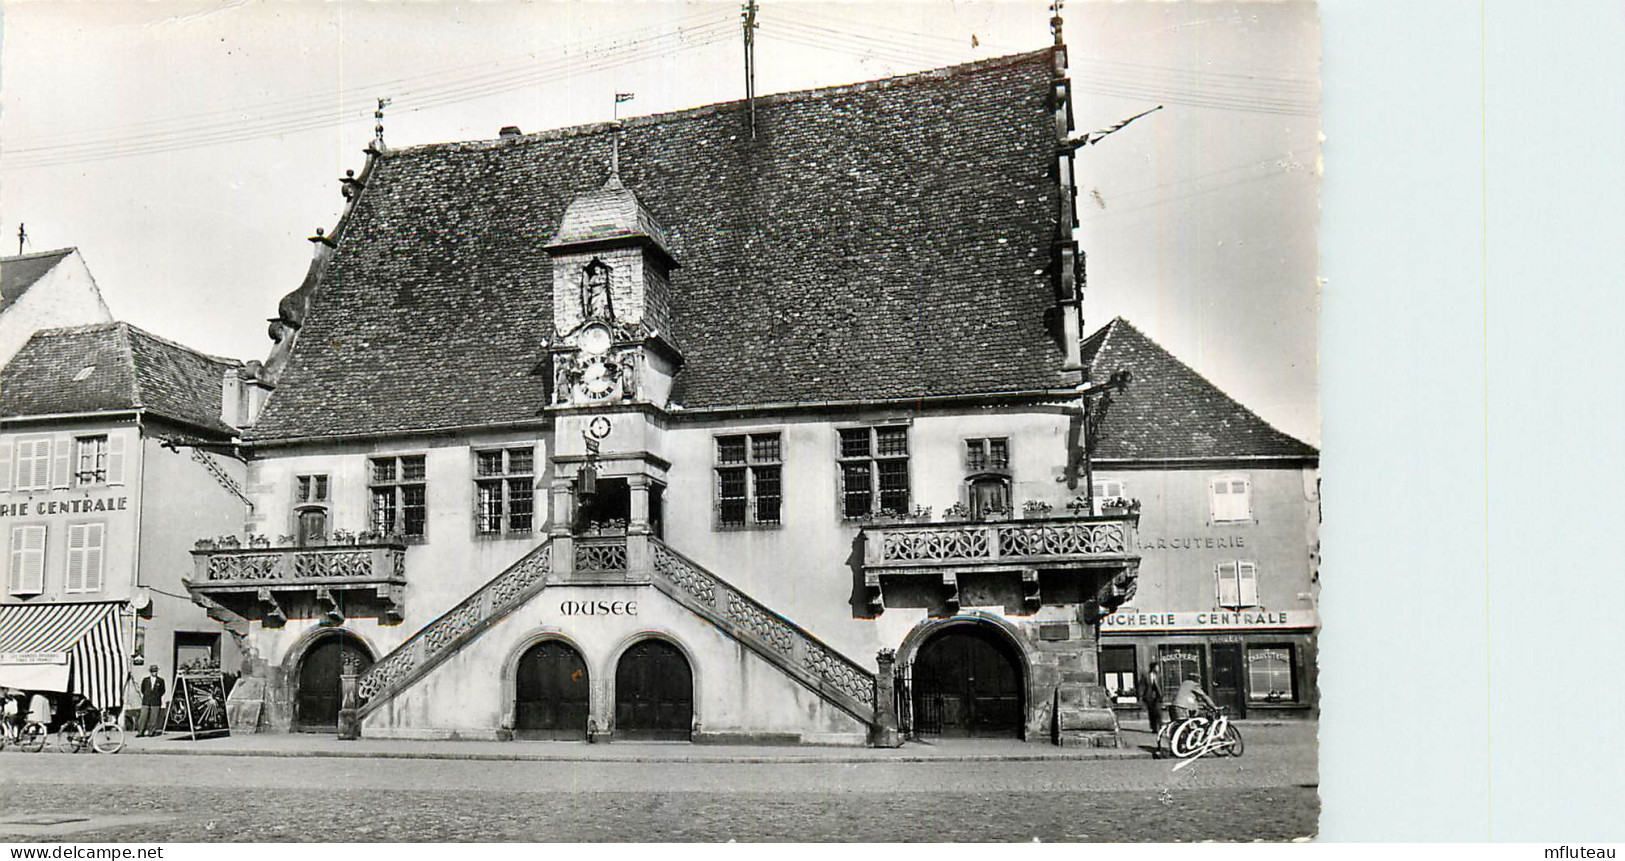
[0,603,126,709]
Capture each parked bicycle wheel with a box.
[91,722,125,754]
[1170,718,1208,758]
[19,723,48,753]
[1222,723,1243,757]
[58,721,91,753]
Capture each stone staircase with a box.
[352,535,890,737]
[355,540,551,719]
[648,538,880,726]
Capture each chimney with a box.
[499,126,522,141]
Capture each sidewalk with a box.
[117,731,1153,764]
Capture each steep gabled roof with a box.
[1,248,75,312]
[0,323,241,436]
[1080,318,1317,462]
[249,50,1072,441]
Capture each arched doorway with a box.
[912,624,1025,738]
[294,633,372,732]
[515,640,590,740]
[614,639,692,740]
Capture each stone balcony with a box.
[187,541,407,627]
[857,515,1140,617]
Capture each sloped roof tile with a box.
[250,50,1073,440]
[0,323,241,435]
[1081,317,1317,462]
[1,248,74,312]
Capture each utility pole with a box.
[743,0,759,139]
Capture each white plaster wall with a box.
[359,585,868,742]
[0,252,113,369]
[1092,466,1319,614]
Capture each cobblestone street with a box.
[0,723,1317,842]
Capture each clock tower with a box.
[543,164,683,583]
[543,171,682,409]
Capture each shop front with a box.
[0,601,129,713]
[1098,609,1318,719]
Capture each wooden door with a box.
[913,627,1024,737]
[1210,643,1247,718]
[295,637,371,732]
[515,641,590,740]
[614,640,692,740]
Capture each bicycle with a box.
[1170,706,1244,765]
[1,719,51,753]
[58,705,125,754]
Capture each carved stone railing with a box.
[355,540,551,718]
[573,537,628,575]
[192,542,406,585]
[649,538,877,723]
[860,515,1138,572]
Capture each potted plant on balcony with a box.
[1099,496,1141,516]
[218,535,241,549]
[981,504,1012,523]
[940,501,969,522]
[1022,500,1053,519]
[194,538,217,551]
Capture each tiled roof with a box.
[1,248,74,312]
[0,323,241,435]
[1080,318,1317,462]
[547,176,674,253]
[250,50,1072,440]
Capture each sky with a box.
[0,0,1320,445]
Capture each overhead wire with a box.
[5,7,730,151]
[5,23,737,170]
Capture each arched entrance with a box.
[912,624,1025,738]
[614,639,692,740]
[515,640,590,740]
[294,633,373,732]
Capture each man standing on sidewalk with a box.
[138,665,165,737]
[1139,659,1163,733]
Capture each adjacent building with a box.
[0,322,249,710]
[1082,319,1320,719]
[0,248,114,369]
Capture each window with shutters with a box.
[7,524,46,595]
[1215,560,1259,610]
[14,437,52,492]
[74,436,109,486]
[1210,474,1253,523]
[370,454,427,539]
[714,433,782,528]
[65,522,106,593]
[474,447,535,536]
[837,426,909,518]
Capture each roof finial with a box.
[373,97,392,149]
[1049,0,1064,45]
[609,93,635,187]
[15,223,25,257]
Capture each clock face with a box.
[581,360,616,398]
[578,324,612,356]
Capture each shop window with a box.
[475,447,536,536]
[173,632,222,674]
[715,433,782,528]
[65,523,106,593]
[1247,644,1296,703]
[1210,474,1252,523]
[7,524,46,595]
[1215,561,1259,610]
[370,455,427,538]
[74,436,109,486]
[838,426,909,518]
[1100,644,1138,704]
[1158,645,1206,696]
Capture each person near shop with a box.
[1138,660,1164,732]
[1171,677,1219,721]
[26,691,53,728]
[138,665,166,737]
[1,688,23,736]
